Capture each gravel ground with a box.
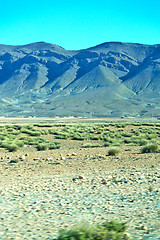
[0,144,159,240]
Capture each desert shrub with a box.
[15,140,24,147]
[84,133,92,140]
[20,128,31,134]
[72,134,86,140]
[122,132,132,137]
[19,136,60,150]
[28,130,42,136]
[49,144,58,149]
[109,133,115,139]
[89,129,95,133]
[102,136,113,143]
[116,124,124,128]
[36,143,48,151]
[102,220,127,233]
[0,140,17,148]
[146,134,157,140]
[40,129,49,135]
[13,125,21,130]
[6,127,14,132]
[130,136,140,144]
[108,147,120,156]
[57,220,129,240]
[20,136,39,145]
[20,126,41,136]
[7,134,17,140]
[7,144,19,152]
[123,138,132,144]
[20,128,42,136]
[49,141,61,149]
[0,135,6,140]
[48,129,58,134]
[34,123,53,127]
[1,138,22,151]
[141,143,159,153]
[97,130,104,134]
[111,140,122,146]
[55,133,70,139]
[134,130,140,136]
[138,139,148,146]
[148,185,153,192]
[104,142,110,147]
[90,135,100,140]
[82,143,101,148]
[24,124,34,130]
[115,134,122,139]
[10,130,21,135]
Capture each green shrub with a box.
[108,147,120,156]
[40,129,49,135]
[146,134,157,140]
[15,140,24,147]
[90,135,100,140]
[148,185,153,192]
[102,220,127,233]
[115,134,122,139]
[55,133,70,139]
[29,131,42,136]
[141,143,159,153]
[20,128,31,134]
[57,220,129,240]
[36,143,48,151]
[138,139,148,146]
[82,143,101,148]
[49,141,61,149]
[72,134,86,140]
[11,130,21,135]
[111,140,121,146]
[102,136,113,143]
[0,135,6,140]
[49,144,58,149]
[7,144,19,152]
[124,138,132,144]
[122,132,132,137]
[104,142,110,147]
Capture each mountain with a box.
[0,41,160,118]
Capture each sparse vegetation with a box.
[148,185,153,192]
[0,121,160,152]
[56,220,129,240]
[82,143,101,148]
[108,147,120,156]
[7,144,20,152]
[141,143,159,153]
[36,143,49,151]
[0,120,159,239]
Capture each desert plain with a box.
[0,118,159,240]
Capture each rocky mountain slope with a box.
[0,41,160,117]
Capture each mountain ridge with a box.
[0,41,160,117]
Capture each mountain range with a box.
[0,41,160,118]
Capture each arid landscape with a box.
[1,0,160,239]
[0,119,159,239]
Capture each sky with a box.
[1,0,160,50]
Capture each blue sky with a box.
[1,0,160,50]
